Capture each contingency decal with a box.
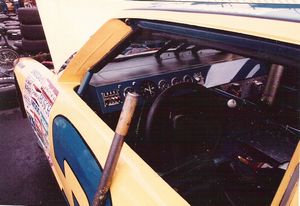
[23,70,59,156]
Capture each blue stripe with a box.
[53,116,112,206]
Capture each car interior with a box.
[80,20,299,206]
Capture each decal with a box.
[204,59,267,88]
[23,70,59,155]
[41,79,59,104]
[53,116,112,206]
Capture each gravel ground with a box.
[0,108,66,205]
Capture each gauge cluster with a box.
[87,58,268,114]
[90,66,209,114]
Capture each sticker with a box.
[23,70,59,156]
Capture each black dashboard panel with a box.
[87,51,268,114]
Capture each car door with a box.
[15,20,187,205]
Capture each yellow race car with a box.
[14,1,299,206]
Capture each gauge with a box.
[123,86,134,97]
[140,81,157,99]
[158,80,170,91]
[171,77,180,86]
[183,75,194,83]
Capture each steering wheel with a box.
[145,82,226,143]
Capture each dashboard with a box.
[86,51,268,114]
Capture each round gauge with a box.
[158,80,170,91]
[171,77,180,86]
[140,81,157,99]
[183,74,194,83]
[123,86,134,97]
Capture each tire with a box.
[5,22,20,27]
[0,77,18,110]
[8,32,22,40]
[4,20,20,26]
[7,29,20,34]
[0,26,5,35]
[0,16,10,22]
[18,8,41,25]
[13,40,22,49]
[7,13,16,17]
[5,25,20,30]
[20,24,45,40]
[0,14,8,18]
[0,48,19,67]
[9,16,18,21]
[0,77,15,93]
[22,39,49,53]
